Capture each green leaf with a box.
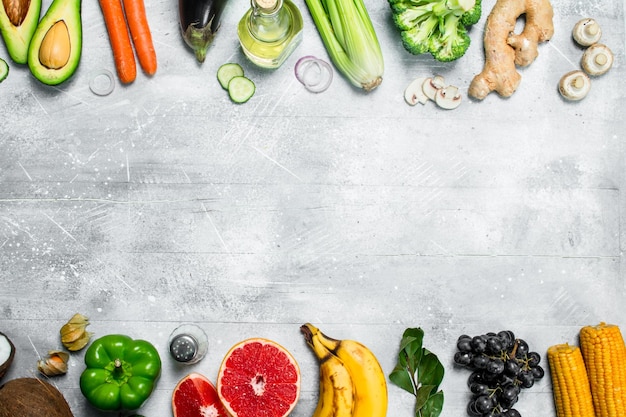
[389,364,415,395]
[418,390,444,417]
[418,350,445,389]
[390,328,445,417]
[400,328,424,351]
[414,384,435,410]
[400,328,424,362]
[399,328,424,371]
[398,349,409,368]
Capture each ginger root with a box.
[468,0,554,100]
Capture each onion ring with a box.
[294,55,333,93]
[294,55,318,82]
[89,69,115,96]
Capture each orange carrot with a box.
[99,0,137,84]
[122,0,157,75]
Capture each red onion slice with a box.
[295,55,317,82]
[294,55,333,93]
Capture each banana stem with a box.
[300,325,314,345]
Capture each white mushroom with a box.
[572,18,602,47]
[581,43,613,76]
[422,75,446,101]
[558,70,591,101]
[404,77,429,105]
[435,85,462,109]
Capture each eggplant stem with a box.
[183,18,218,63]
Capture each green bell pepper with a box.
[80,334,162,411]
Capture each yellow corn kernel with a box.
[547,343,595,417]
[580,322,626,417]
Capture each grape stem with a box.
[508,339,519,359]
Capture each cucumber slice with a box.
[0,58,8,83]
[217,63,244,90]
[227,76,255,104]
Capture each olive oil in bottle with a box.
[237,0,303,69]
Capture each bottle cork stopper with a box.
[255,0,278,10]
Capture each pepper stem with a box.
[111,358,126,380]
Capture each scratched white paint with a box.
[1,0,625,416]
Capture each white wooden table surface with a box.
[1,0,625,416]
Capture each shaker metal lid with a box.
[169,334,199,362]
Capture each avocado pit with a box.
[39,19,70,69]
[4,0,31,26]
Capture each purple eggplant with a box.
[179,0,228,63]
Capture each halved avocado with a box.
[0,0,42,63]
[27,0,81,85]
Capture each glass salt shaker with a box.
[168,324,208,365]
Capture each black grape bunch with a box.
[453,330,545,417]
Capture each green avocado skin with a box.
[0,58,8,82]
[27,0,82,85]
[0,0,42,64]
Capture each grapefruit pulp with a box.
[172,373,229,417]
[217,338,301,417]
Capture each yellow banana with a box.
[303,323,388,417]
[302,324,355,417]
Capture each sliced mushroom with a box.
[422,75,446,101]
[572,18,602,47]
[558,70,591,101]
[404,77,429,105]
[581,43,613,76]
[435,85,462,109]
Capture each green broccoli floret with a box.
[460,0,481,26]
[400,14,441,55]
[390,0,481,62]
[388,0,431,14]
[429,17,471,62]
[392,5,433,31]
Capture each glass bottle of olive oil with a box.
[237,0,303,69]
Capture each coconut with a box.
[0,332,15,381]
[0,378,74,417]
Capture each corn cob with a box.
[547,343,595,417]
[579,322,626,417]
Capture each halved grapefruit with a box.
[217,338,301,417]
[172,373,229,417]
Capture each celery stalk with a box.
[304,0,384,91]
